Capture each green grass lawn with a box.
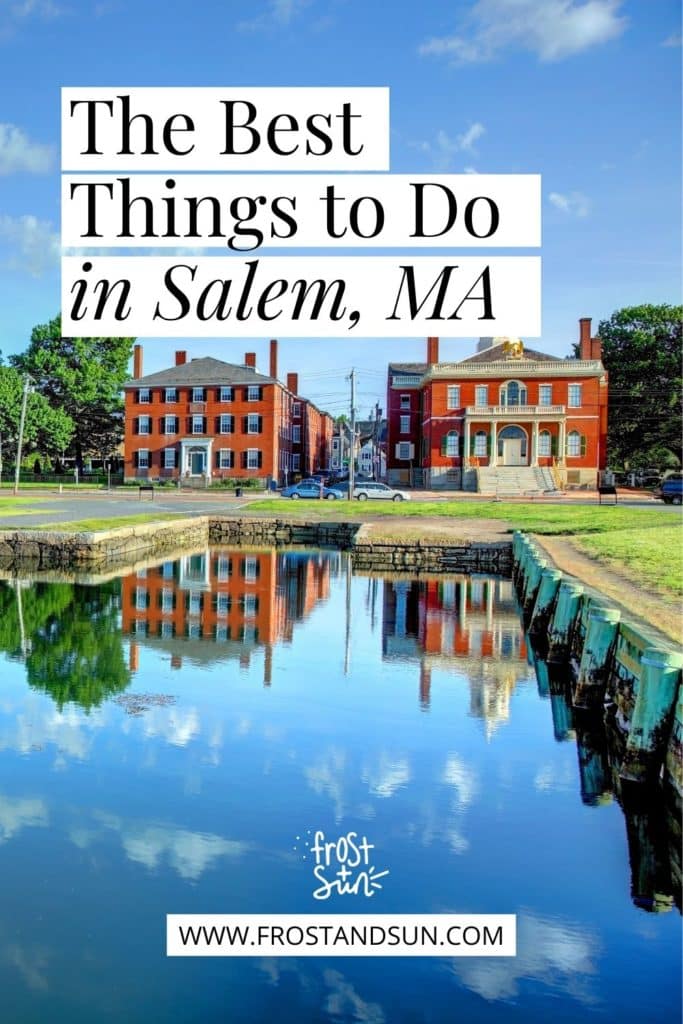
[247,497,678,535]
[573,526,683,597]
[21,513,186,532]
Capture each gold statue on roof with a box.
[499,337,524,359]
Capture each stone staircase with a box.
[476,465,559,497]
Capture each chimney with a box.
[591,335,602,361]
[427,336,439,364]
[269,338,278,379]
[245,352,256,368]
[579,318,592,360]
[175,350,187,366]
[287,372,299,395]
[133,344,143,378]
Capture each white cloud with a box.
[413,122,485,170]
[662,33,681,47]
[239,0,311,32]
[0,792,48,842]
[3,0,64,22]
[548,190,591,217]
[419,0,628,64]
[362,753,411,798]
[0,213,60,276]
[0,123,53,174]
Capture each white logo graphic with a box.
[294,829,390,900]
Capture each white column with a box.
[531,421,539,466]
[464,419,471,465]
[490,421,497,466]
[558,420,566,464]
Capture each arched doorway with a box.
[497,425,528,466]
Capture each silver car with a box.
[352,482,411,502]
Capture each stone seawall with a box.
[0,516,513,576]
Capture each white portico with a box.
[179,437,214,479]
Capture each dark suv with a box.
[655,476,683,505]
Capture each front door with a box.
[503,439,525,466]
[190,451,206,475]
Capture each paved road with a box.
[0,486,676,530]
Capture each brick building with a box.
[124,341,333,484]
[387,319,608,491]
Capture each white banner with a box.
[61,255,541,337]
[167,914,517,957]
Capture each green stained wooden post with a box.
[550,692,575,741]
[573,607,622,710]
[534,653,550,697]
[619,648,683,783]
[522,555,548,620]
[515,538,533,591]
[665,683,683,797]
[548,581,584,664]
[575,719,612,806]
[529,569,563,638]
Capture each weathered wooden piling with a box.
[529,568,563,639]
[550,692,575,741]
[522,555,548,620]
[573,606,622,711]
[575,719,612,806]
[619,648,683,783]
[547,581,584,663]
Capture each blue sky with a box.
[0,0,680,419]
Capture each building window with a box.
[447,385,461,409]
[165,387,177,403]
[216,556,232,581]
[135,586,147,611]
[474,430,488,457]
[164,415,176,435]
[290,453,299,471]
[163,448,176,469]
[400,394,411,410]
[475,385,488,406]
[400,414,410,434]
[219,386,233,402]
[293,402,301,417]
[137,449,150,469]
[137,415,150,435]
[162,561,174,579]
[538,384,552,407]
[219,414,233,434]
[138,388,150,403]
[397,441,412,460]
[247,385,261,402]
[192,387,205,403]
[292,424,301,443]
[188,591,203,617]
[216,593,231,616]
[247,414,261,434]
[218,449,233,469]
[568,384,582,407]
[500,381,527,406]
[246,449,260,469]
[161,588,174,613]
[444,430,459,457]
[192,416,204,434]
[243,593,258,617]
[243,556,258,582]
[566,430,582,457]
[538,430,552,456]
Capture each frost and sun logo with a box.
[294,829,390,900]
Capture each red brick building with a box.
[124,341,333,485]
[387,319,608,491]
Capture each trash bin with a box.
[270,479,278,492]
[235,487,243,498]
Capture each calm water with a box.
[0,548,680,1024]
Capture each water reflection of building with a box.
[382,576,528,734]
[121,549,339,684]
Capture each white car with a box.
[352,482,411,502]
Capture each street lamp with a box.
[13,375,34,497]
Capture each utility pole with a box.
[13,376,31,497]
[348,368,356,501]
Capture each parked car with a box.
[654,477,683,505]
[352,481,411,502]
[281,481,343,500]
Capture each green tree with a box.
[575,305,682,469]
[10,315,135,469]
[0,364,74,464]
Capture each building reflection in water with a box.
[121,549,340,685]
[382,575,528,735]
